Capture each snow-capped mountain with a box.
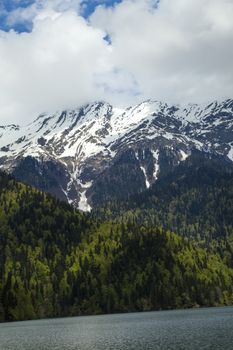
[0,99,233,211]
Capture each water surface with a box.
[0,307,233,349]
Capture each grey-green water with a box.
[0,307,233,350]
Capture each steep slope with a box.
[94,151,233,239]
[0,99,233,210]
[0,171,233,322]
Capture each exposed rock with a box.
[0,99,232,211]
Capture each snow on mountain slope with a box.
[0,99,233,211]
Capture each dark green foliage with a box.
[0,169,233,322]
[94,152,233,240]
[90,149,147,205]
[0,171,92,321]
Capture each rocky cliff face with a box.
[0,99,233,211]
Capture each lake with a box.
[0,307,233,349]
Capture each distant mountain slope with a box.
[0,99,233,210]
[94,151,233,239]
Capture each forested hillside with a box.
[0,170,233,322]
[94,152,233,240]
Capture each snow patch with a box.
[180,150,189,161]
[151,150,160,180]
[140,166,150,189]
[228,146,233,161]
[135,151,139,161]
[79,190,92,212]
[78,181,93,212]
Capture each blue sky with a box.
[0,0,122,32]
[1,0,32,31]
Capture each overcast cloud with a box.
[0,0,233,124]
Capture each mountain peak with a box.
[0,98,233,211]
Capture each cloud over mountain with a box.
[0,0,233,124]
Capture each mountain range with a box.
[1,98,233,322]
[0,99,233,211]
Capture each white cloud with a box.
[0,0,233,124]
[91,0,233,103]
[0,9,115,124]
[6,0,82,27]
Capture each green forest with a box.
[94,152,233,240]
[0,169,233,322]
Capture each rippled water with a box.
[0,307,233,350]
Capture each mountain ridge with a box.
[0,98,233,211]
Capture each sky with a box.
[0,0,233,125]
